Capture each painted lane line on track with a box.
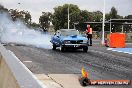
[89,49,132,64]
[23,60,33,63]
[8,50,47,88]
[107,48,132,55]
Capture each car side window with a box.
[56,31,61,37]
[54,33,56,36]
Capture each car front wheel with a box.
[52,44,56,50]
[60,45,65,52]
[83,46,88,52]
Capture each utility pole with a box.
[17,2,21,11]
[101,0,105,45]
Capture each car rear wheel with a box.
[83,46,88,52]
[52,44,56,50]
[60,45,65,52]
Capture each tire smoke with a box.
[0,13,52,49]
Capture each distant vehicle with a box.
[50,29,88,52]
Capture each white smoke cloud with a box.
[0,13,52,49]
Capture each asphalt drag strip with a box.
[5,45,132,88]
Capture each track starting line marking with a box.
[107,48,132,54]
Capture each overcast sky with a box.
[1,0,132,23]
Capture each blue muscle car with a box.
[50,29,88,52]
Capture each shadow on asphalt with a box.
[52,49,88,53]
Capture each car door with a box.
[55,30,61,46]
[51,33,57,44]
[51,31,61,46]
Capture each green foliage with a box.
[124,15,132,19]
[39,12,52,31]
[9,9,31,25]
[92,11,103,22]
[79,10,93,22]
[0,4,8,13]
[52,4,80,31]
[109,7,118,19]
[30,22,40,28]
[0,4,37,30]
[105,7,124,32]
[124,15,132,32]
[24,11,31,24]
[52,4,104,31]
[1,4,131,33]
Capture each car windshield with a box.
[61,29,79,36]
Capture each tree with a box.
[68,4,80,28]
[124,15,132,32]
[9,9,32,24]
[109,7,118,19]
[52,4,80,31]
[24,11,31,24]
[9,9,21,21]
[90,11,103,31]
[124,15,132,19]
[39,12,52,31]
[92,11,103,22]
[79,10,93,22]
[30,22,40,28]
[105,7,123,32]
[0,4,8,13]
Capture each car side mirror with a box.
[54,33,56,36]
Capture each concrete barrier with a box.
[0,44,46,88]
